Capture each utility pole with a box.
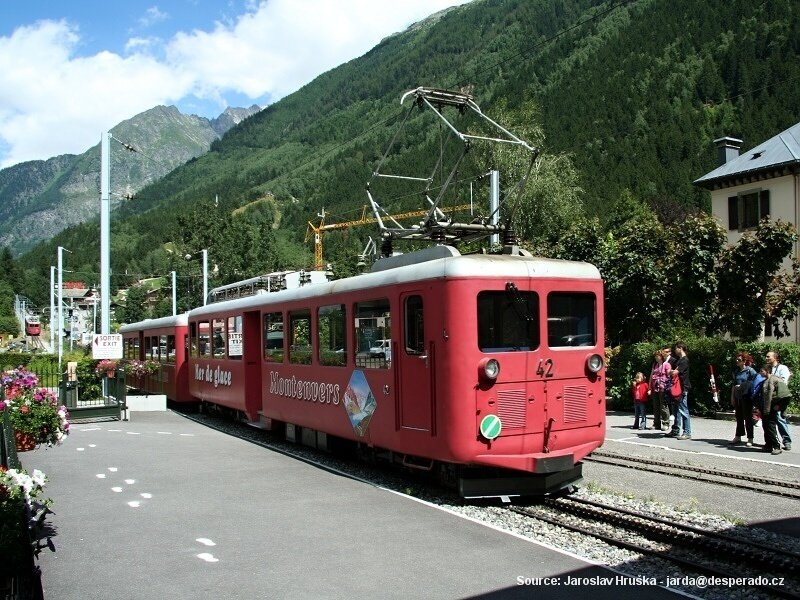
[100,132,110,335]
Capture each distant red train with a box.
[25,315,41,336]
[120,246,606,499]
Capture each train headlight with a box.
[587,354,604,373]
[479,358,500,382]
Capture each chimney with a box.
[714,136,743,166]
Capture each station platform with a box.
[20,412,682,600]
[596,410,799,537]
[603,409,798,466]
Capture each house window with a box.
[728,189,770,231]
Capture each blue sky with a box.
[0,0,471,168]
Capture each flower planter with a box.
[14,430,37,452]
[105,370,115,378]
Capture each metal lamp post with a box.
[57,246,71,371]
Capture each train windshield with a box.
[477,290,540,352]
[547,292,596,347]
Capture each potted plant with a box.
[0,467,54,581]
[0,367,70,451]
[94,359,119,378]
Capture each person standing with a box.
[730,352,757,447]
[766,350,793,451]
[663,345,677,432]
[632,372,649,430]
[649,350,671,431]
[671,342,692,440]
[762,370,792,455]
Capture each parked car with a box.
[369,339,391,359]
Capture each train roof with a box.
[119,312,189,333]
[187,248,601,319]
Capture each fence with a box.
[59,368,127,421]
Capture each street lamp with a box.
[57,246,71,371]
[185,249,208,306]
[50,266,55,353]
[170,270,177,316]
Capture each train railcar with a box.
[25,315,41,336]
[186,246,605,499]
[119,314,193,404]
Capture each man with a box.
[766,350,793,451]
[762,369,792,455]
[671,342,692,440]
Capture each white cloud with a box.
[0,0,470,168]
[138,7,169,29]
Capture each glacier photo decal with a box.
[343,369,377,437]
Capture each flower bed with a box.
[125,359,160,378]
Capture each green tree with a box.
[716,218,799,340]
[119,284,149,324]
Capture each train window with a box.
[227,316,243,360]
[477,291,540,352]
[354,299,391,369]
[211,318,225,358]
[198,321,211,358]
[263,312,284,362]
[146,336,158,360]
[166,335,176,363]
[190,322,197,357]
[318,304,346,366]
[289,310,312,364]
[547,293,596,347]
[404,295,425,355]
[126,337,140,360]
[158,334,168,362]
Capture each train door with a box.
[242,311,262,418]
[397,292,433,432]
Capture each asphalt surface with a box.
[20,411,684,600]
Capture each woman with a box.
[730,352,757,446]
[648,349,671,431]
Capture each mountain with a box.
[0,104,260,255]
[13,0,800,309]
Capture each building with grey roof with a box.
[695,122,800,340]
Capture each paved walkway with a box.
[20,412,682,600]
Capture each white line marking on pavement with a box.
[196,553,219,563]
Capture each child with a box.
[632,372,650,430]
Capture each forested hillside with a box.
[14,0,800,322]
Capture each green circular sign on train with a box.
[479,414,502,440]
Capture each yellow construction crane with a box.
[306,204,472,270]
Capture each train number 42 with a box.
[536,358,554,378]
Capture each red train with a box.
[120,247,605,499]
[119,314,192,404]
[25,315,41,336]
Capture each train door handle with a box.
[419,354,428,365]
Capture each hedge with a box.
[606,338,800,416]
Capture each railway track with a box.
[585,450,800,499]
[512,496,800,599]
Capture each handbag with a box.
[670,372,682,397]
